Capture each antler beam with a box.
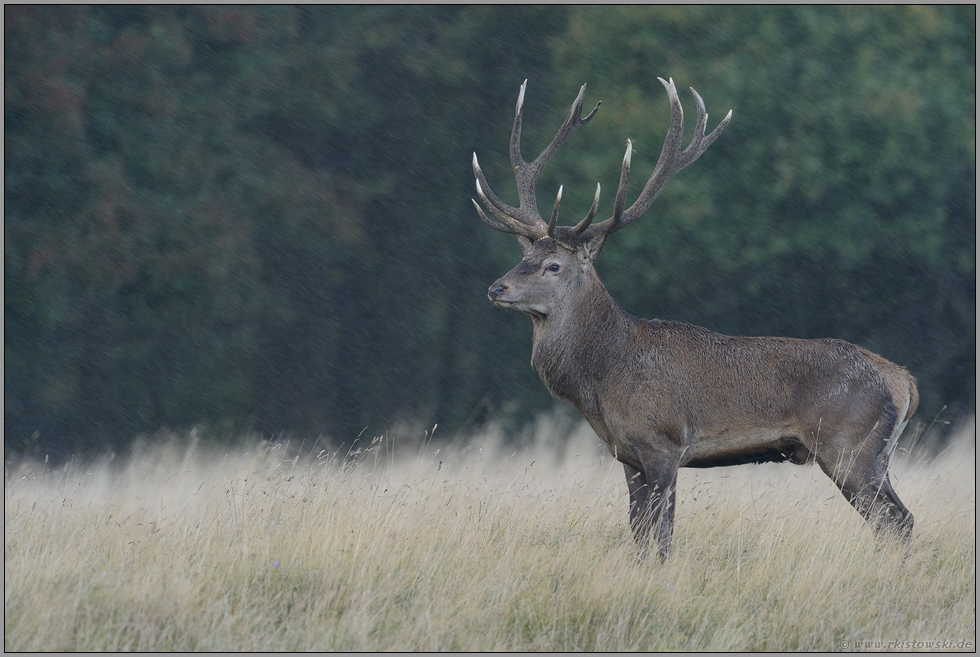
[579,77,732,242]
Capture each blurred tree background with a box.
[5,6,975,459]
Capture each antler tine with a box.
[638,77,687,200]
[472,152,547,239]
[509,80,529,174]
[472,176,543,241]
[472,198,513,234]
[694,90,732,155]
[526,84,601,177]
[610,140,632,227]
[677,86,731,166]
[569,184,601,240]
[546,186,563,238]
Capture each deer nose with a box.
[488,283,508,301]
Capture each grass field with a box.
[4,418,976,651]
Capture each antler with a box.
[473,78,731,247]
[472,80,601,242]
[576,77,732,244]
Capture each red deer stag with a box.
[472,78,916,560]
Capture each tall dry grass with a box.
[4,418,976,651]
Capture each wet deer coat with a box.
[475,79,916,559]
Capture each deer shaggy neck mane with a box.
[530,266,630,415]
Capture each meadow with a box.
[4,418,976,651]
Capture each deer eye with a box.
[547,263,560,273]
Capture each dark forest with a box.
[5,6,975,459]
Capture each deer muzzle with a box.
[488,282,512,306]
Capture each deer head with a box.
[474,78,732,318]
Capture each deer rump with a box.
[474,79,916,560]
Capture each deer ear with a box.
[517,235,535,255]
[577,234,606,268]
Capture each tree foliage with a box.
[5,6,974,458]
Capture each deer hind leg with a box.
[815,415,914,540]
[833,470,913,540]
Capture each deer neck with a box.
[529,270,632,412]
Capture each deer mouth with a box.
[488,283,516,307]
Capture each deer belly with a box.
[679,428,809,468]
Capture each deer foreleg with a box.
[624,462,651,558]
[648,467,678,560]
[625,455,679,561]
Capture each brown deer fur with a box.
[475,80,916,559]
